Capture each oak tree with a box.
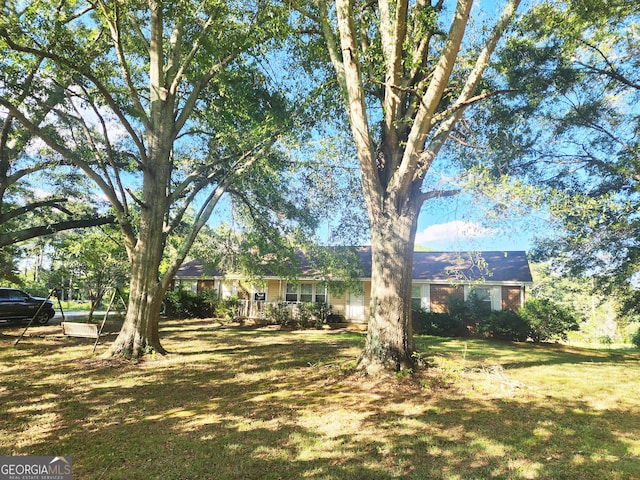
[483,0,640,314]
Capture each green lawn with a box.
[1,318,639,479]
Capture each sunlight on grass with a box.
[1,321,639,479]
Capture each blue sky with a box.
[414,194,546,252]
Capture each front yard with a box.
[1,318,639,479]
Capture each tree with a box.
[0,0,309,359]
[294,0,521,373]
[479,1,640,315]
[47,224,129,318]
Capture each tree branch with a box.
[392,0,473,199]
[0,27,147,162]
[0,215,116,247]
[0,97,126,217]
[95,0,150,129]
[416,188,461,205]
[0,198,70,223]
[577,40,640,91]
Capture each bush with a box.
[327,313,345,323]
[265,302,294,327]
[164,288,213,318]
[265,302,332,328]
[632,327,640,349]
[412,309,462,337]
[297,302,332,328]
[518,298,580,343]
[478,310,530,342]
[214,296,241,321]
[412,296,580,344]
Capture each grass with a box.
[1,318,639,480]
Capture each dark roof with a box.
[175,259,224,278]
[413,250,531,282]
[351,247,531,283]
[177,248,532,284]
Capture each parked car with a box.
[0,288,55,325]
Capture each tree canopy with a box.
[0,10,115,282]
[479,0,640,314]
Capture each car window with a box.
[7,289,28,301]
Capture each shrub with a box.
[446,297,476,336]
[297,302,332,328]
[518,298,580,343]
[412,309,462,337]
[214,296,241,321]
[164,288,212,318]
[265,302,293,327]
[265,302,332,328]
[327,313,345,323]
[447,294,493,336]
[478,310,530,342]
[413,296,580,344]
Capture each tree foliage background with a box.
[464,0,640,318]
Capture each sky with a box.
[413,194,546,253]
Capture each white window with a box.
[284,282,328,304]
[175,280,197,293]
[300,283,313,302]
[411,283,430,311]
[285,283,298,302]
[220,281,236,299]
[315,285,327,304]
[466,286,501,311]
[411,285,422,310]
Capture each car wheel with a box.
[34,311,50,325]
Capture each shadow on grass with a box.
[1,319,639,479]
[420,335,640,369]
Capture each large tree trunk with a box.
[107,0,173,359]
[323,0,520,375]
[108,265,166,358]
[357,197,418,374]
[108,155,171,359]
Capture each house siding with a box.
[430,284,464,313]
[331,291,347,318]
[266,279,281,302]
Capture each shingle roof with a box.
[175,259,224,278]
[350,247,531,283]
[412,250,531,282]
[176,248,532,284]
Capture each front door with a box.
[346,291,365,322]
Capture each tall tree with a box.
[47,224,129,318]
[294,0,521,372]
[0,0,308,358]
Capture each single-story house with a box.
[173,247,533,323]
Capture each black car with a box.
[0,288,56,325]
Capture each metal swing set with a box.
[14,287,127,353]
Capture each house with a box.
[173,247,533,322]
